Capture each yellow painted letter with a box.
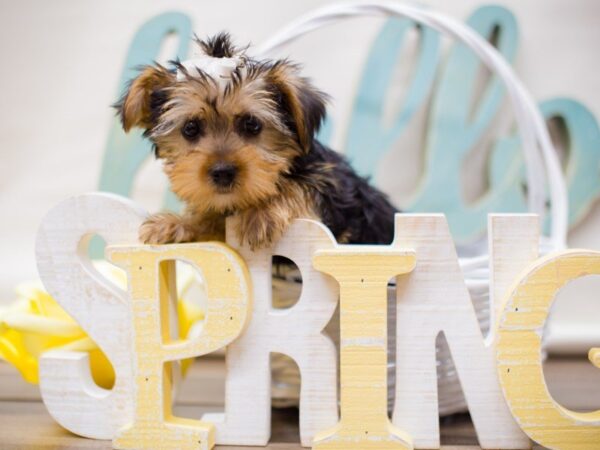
[312,247,415,450]
[497,250,600,449]
[107,243,252,450]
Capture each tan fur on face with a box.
[151,69,302,216]
[167,142,290,214]
[151,72,291,143]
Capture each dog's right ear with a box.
[115,64,174,132]
[265,61,328,153]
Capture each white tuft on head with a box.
[176,54,244,86]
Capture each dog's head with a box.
[116,32,327,214]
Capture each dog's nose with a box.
[209,162,237,188]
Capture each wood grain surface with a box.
[1,356,599,449]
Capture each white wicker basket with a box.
[259,1,569,415]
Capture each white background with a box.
[0,0,599,347]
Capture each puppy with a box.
[116,33,398,249]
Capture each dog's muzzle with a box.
[209,162,237,189]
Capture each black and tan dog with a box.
[116,33,397,249]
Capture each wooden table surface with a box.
[1,356,599,449]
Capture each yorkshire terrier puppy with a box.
[117,33,397,249]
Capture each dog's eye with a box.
[181,119,204,140]
[238,115,262,137]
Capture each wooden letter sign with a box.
[312,247,416,450]
[497,250,600,450]
[107,243,252,450]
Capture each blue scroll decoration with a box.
[98,12,192,212]
[540,99,600,228]
[408,5,519,242]
[344,17,440,178]
[488,98,600,233]
[342,4,600,242]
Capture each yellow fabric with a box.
[0,262,205,386]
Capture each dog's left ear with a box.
[267,61,328,152]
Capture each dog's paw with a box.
[139,213,195,245]
[238,208,289,251]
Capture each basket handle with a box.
[256,0,568,249]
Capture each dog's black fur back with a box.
[286,140,397,245]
